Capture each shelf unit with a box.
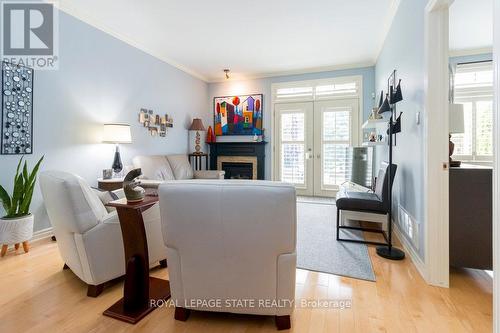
[362,118,386,129]
[362,141,386,147]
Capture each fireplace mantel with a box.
[208,142,267,180]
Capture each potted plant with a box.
[0,156,43,257]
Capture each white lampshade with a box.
[449,104,464,134]
[102,124,132,143]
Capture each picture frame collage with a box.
[139,108,173,137]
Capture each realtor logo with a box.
[1,1,59,69]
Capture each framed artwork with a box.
[213,94,263,136]
[1,61,34,155]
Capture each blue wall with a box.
[0,11,209,231]
[375,0,426,259]
[208,67,376,179]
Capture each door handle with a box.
[305,148,313,160]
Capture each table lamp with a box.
[102,123,132,175]
[449,104,464,167]
[188,118,205,154]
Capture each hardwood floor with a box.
[0,237,492,332]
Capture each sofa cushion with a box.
[166,155,194,180]
[132,155,175,181]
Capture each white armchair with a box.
[39,171,168,297]
[158,180,297,330]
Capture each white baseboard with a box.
[393,222,428,282]
[31,227,54,243]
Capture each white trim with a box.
[373,0,402,63]
[423,0,451,288]
[31,227,54,243]
[449,47,494,58]
[50,1,209,82]
[208,62,375,83]
[393,222,427,280]
[492,0,500,331]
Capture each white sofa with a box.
[39,171,168,297]
[132,154,224,187]
[158,180,297,330]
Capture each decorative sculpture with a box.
[123,168,145,203]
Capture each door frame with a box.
[270,75,364,182]
[423,0,452,288]
[493,0,499,330]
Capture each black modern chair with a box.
[335,162,397,246]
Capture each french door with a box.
[275,99,359,197]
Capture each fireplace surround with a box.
[208,142,266,180]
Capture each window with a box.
[451,61,493,162]
[272,76,361,103]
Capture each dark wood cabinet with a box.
[449,164,492,270]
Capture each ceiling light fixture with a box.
[223,69,230,79]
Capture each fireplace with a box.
[221,162,253,179]
[217,156,258,180]
[209,142,267,180]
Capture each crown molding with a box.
[449,47,493,58]
[50,1,209,82]
[373,0,401,64]
[207,61,375,83]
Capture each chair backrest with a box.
[39,171,108,234]
[374,162,397,209]
[158,180,296,304]
[39,171,109,279]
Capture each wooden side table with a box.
[97,178,124,191]
[103,195,171,324]
[188,153,209,171]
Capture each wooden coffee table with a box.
[103,195,171,324]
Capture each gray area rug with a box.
[296,201,376,281]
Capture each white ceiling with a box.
[57,0,399,82]
[449,0,493,53]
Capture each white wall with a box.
[0,11,209,231]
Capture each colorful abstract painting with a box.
[214,94,263,136]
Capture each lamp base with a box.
[376,246,405,260]
[112,145,123,174]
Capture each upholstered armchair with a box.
[158,180,297,330]
[132,154,225,188]
[39,171,168,297]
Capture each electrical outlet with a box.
[398,205,419,250]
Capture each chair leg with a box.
[174,307,191,321]
[22,241,29,253]
[1,245,8,257]
[159,259,168,268]
[87,284,104,297]
[336,207,340,241]
[275,315,291,330]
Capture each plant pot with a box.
[0,214,34,245]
